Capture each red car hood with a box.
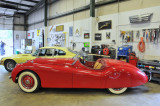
[33,58,75,65]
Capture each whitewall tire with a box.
[108,87,127,94]
[18,71,40,93]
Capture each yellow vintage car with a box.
[0,46,76,72]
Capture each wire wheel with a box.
[5,60,16,72]
[18,71,40,93]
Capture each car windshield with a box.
[32,50,39,56]
[72,50,86,65]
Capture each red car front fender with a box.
[103,66,148,88]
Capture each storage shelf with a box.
[151,77,160,82]
[142,69,160,74]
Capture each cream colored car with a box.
[0,46,76,72]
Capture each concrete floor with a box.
[0,65,160,106]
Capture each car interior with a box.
[80,58,105,70]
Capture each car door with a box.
[73,62,103,88]
[36,60,74,88]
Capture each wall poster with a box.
[98,20,112,30]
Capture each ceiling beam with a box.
[23,0,39,3]
[0,14,20,18]
[0,4,30,11]
[26,0,45,15]
[15,12,25,15]
[0,0,34,8]
[48,0,58,5]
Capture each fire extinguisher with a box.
[103,48,109,55]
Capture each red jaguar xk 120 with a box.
[11,53,148,94]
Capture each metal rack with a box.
[138,60,160,84]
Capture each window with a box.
[46,49,54,56]
[32,50,39,56]
[58,50,66,55]
[54,49,66,56]
[38,49,46,56]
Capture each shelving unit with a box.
[138,60,160,84]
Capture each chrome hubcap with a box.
[25,80,30,84]
[7,62,15,70]
[21,75,34,89]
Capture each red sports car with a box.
[11,53,148,94]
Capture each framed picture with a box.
[98,20,112,30]
[84,33,90,39]
[106,32,111,39]
[56,25,64,32]
[95,33,102,41]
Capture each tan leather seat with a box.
[93,59,103,69]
